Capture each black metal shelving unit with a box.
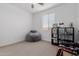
[51,27,74,46]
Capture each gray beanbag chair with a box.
[25,30,41,42]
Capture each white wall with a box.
[0,4,32,47]
[32,3,78,42]
[75,4,79,42]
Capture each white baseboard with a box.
[0,39,24,48]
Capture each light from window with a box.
[42,14,48,28]
[42,13,55,29]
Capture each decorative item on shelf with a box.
[59,22,64,27]
[53,23,58,27]
[69,22,73,27]
[59,22,64,25]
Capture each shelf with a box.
[59,39,73,41]
[51,27,74,46]
[59,33,73,35]
[52,37,57,38]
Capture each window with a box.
[42,13,55,29]
[42,14,48,28]
[48,13,55,28]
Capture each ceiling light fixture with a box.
[31,3,44,8]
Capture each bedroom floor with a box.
[0,40,72,56]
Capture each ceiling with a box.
[11,3,59,13]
